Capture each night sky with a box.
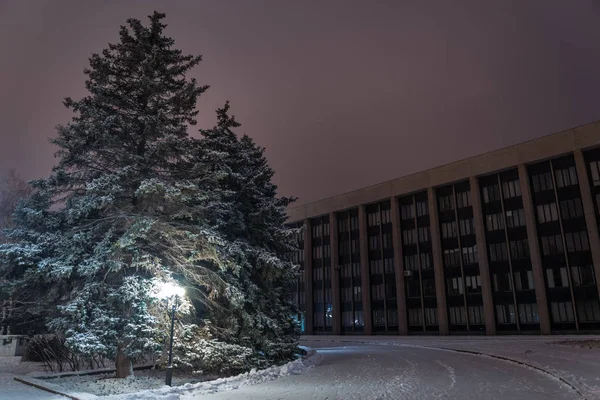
[1,1,600,205]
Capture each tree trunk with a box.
[115,347,132,378]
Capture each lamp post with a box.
[156,281,185,387]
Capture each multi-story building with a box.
[287,121,600,335]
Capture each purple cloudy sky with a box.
[1,0,600,205]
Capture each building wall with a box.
[287,121,600,335]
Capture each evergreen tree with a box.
[0,12,232,378]
[195,103,300,364]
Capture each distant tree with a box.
[0,169,33,234]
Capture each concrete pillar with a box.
[390,196,408,335]
[427,187,449,335]
[329,212,342,335]
[573,149,600,300]
[304,218,314,335]
[469,176,497,335]
[358,205,373,335]
[518,164,551,334]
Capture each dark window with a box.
[459,218,474,236]
[465,275,481,293]
[420,252,432,270]
[439,195,454,212]
[416,200,429,217]
[509,239,530,259]
[532,172,554,193]
[442,221,457,238]
[518,303,540,324]
[565,231,589,252]
[462,245,478,264]
[486,213,504,231]
[506,208,526,228]
[589,161,600,186]
[483,184,501,203]
[554,166,578,188]
[502,179,522,199]
[449,306,467,325]
[456,190,471,208]
[422,278,436,296]
[403,229,417,245]
[418,226,430,243]
[537,203,559,223]
[577,300,600,322]
[541,234,564,256]
[447,277,464,295]
[570,265,596,287]
[404,254,419,271]
[546,267,569,288]
[489,242,508,262]
[443,248,461,266]
[493,272,512,292]
[496,304,516,324]
[401,204,415,220]
[560,198,584,220]
[514,270,535,291]
[406,281,421,298]
[550,301,575,322]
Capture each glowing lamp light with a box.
[156,281,185,300]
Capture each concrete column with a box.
[390,196,408,335]
[427,187,449,335]
[573,149,600,300]
[469,176,497,335]
[358,205,373,335]
[329,212,342,335]
[304,218,314,335]
[518,164,551,334]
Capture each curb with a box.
[301,337,586,399]
[13,376,84,400]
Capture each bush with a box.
[23,334,107,372]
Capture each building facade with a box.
[287,121,600,335]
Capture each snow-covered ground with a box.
[2,337,598,399]
[0,357,64,399]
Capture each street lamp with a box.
[155,281,185,386]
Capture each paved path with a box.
[196,340,579,400]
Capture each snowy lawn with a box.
[0,348,321,399]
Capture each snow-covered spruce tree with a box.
[0,12,236,378]
[191,103,301,366]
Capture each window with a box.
[509,239,530,259]
[387,308,398,326]
[323,222,330,236]
[541,234,563,256]
[369,235,381,251]
[496,304,516,324]
[416,200,429,217]
[386,282,397,299]
[462,245,478,264]
[560,198,584,220]
[404,254,419,271]
[550,301,575,322]
[420,252,432,270]
[554,166,578,188]
[489,242,508,262]
[401,204,415,220]
[340,264,351,279]
[444,248,461,266]
[502,179,522,199]
[369,259,383,275]
[565,231,589,252]
[537,203,559,223]
[422,278,436,296]
[456,190,471,208]
[531,172,554,193]
[449,306,467,325]
[368,212,380,227]
[486,213,504,231]
[351,238,359,253]
[381,209,391,224]
[438,195,454,212]
[465,275,481,293]
[546,267,569,288]
[459,218,474,236]
[350,215,359,230]
[518,303,539,324]
[403,229,417,245]
[353,285,362,301]
[342,311,353,327]
[505,208,526,228]
[482,184,501,203]
[418,226,430,243]
[570,265,596,287]
[338,217,349,233]
[493,272,512,292]
[468,306,484,325]
[577,300,600,322]
[441,221,457,238]
[383,258,394,274]
[371,284,384,300]
[447,277,464,295]
[589,161,600,186]
[382,233,393,249]
[425,308,438,326]
[408,308,423,326]
[513,270,535,291]
[323,244,331,258]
